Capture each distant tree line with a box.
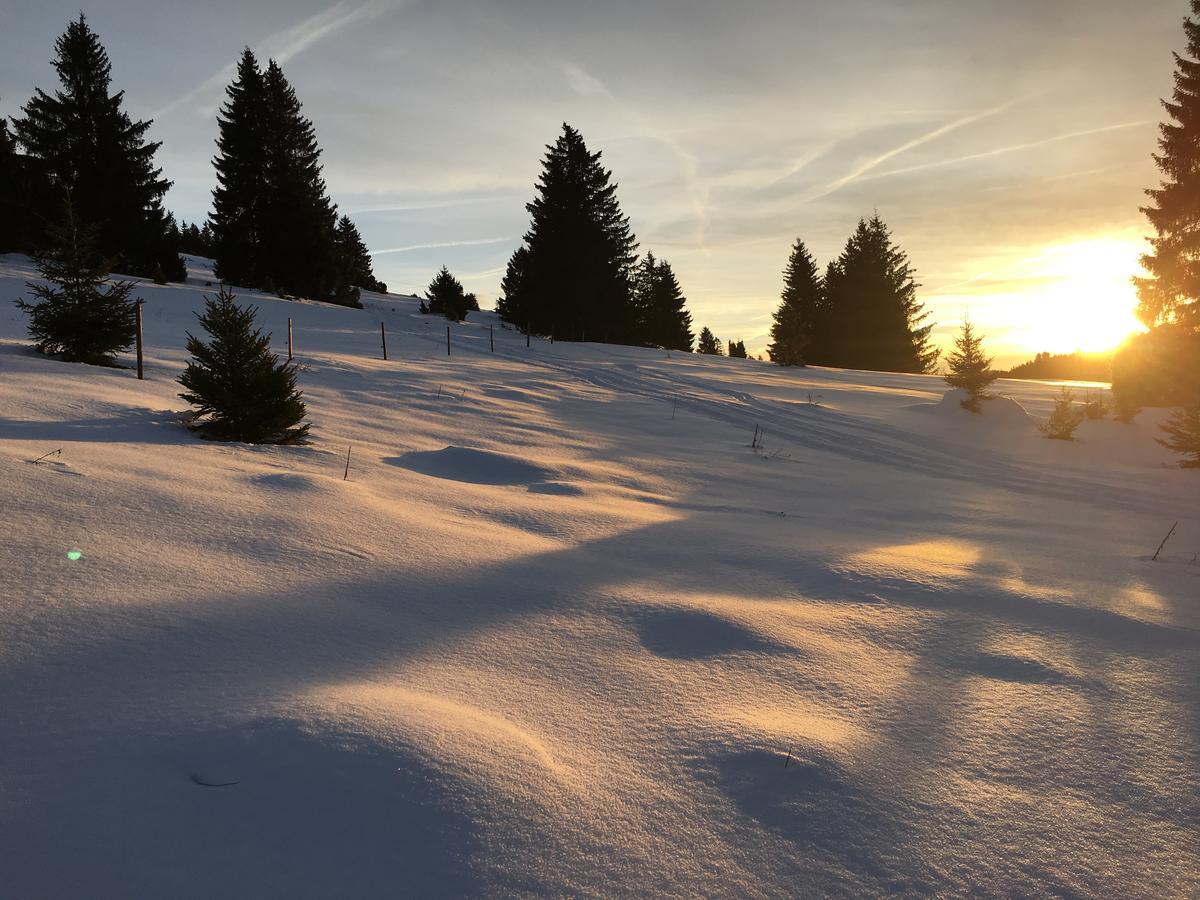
[1,17,384,304]
[766,220,937,374]
[1002,351,1112,383]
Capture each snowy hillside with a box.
[1,254,1197,897]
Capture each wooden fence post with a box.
[446,326,451,356]
[135,301,144,380]
[288,317,293,361]
[490,325,494,352]
[381,322,388,361]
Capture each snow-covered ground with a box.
[1,254,1197,898]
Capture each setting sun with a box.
[1020,238,1147,353]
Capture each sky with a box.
[0,0,1188,363]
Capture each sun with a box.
[1017,238,1147,355]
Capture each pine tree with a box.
[728,340,748,358]
[210,49,268,288]
[178,288,309,444]
[499,124,638,343]
[632,252,694,351]
[1157,399,1200,466]
[13,16,182,280]
[768,239,823,366]
[822,215,937,373]
[14,200,137,366]
[1135,0,1200,329]
[426,266,471,321]
[943,319,998,412]
[1039,388,1085,440]
[697,327,722,355]
[333,215,384,293]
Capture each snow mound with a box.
[388,445,557,485]
[908,389,1036,427]
[633,607,783,659]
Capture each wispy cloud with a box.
[152,0,398,120]
[369,236,514,256]
[860,120,1152,182]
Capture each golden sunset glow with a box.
[1017,238,1147,354]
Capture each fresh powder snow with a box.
[1,254,1197,897]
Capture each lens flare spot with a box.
[66,550,82,561]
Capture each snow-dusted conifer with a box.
[1157,399,1200,466]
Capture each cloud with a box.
[151,0,397,120]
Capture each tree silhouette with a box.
[768,239,822,366]
[498,124,638,343]
[943,320,998,412]
[632,252,694,351]
[697,327,723,355]
[13,15,182,280]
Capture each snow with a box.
[1,253,1197,897]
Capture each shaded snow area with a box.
[1,254,1198,898]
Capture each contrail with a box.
[369,237,515,256]
[151,0,397,120]
[860,120,1152,182]
[802,98,1021,202]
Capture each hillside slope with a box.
[1,255,1197,897]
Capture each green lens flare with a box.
[67,550,82,561]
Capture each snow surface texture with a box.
[1,254,1197,898]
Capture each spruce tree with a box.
[768,239,823,366]
[1157,399,1200,466]
[13,16,182,280]
[426,266,471,321]
[258,60,340,299]
[178,288,309,444]
[210,49,268,288]
[499,124,638,343]
[334,215,384,293]
[697,327,723,355]
[1135,0,1200,329]
[728,340,748,358]
[943,319,999,412]
[14,200,137,366]
[1039,388,1085,440]
[822,215,937,373]
[632,253,694,351]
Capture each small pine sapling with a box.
[1040,388,1085,440]
[943,319,998,413]
[178,287,310,444]
[14,202,137,366]
[1083,390,1108,420]
[1156,398,1200,467]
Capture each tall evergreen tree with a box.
[728,340,748,358]
[258,60,339,299]
[632,252,694,351]
[768,238,823,366]
[1135,0,1200,329]
[334,215,384,292]
[210,49,268,288]
[179,288,309,444]
[499,124,638,342]
[943,319,999,412]
[14,200,137,366]
[209,53,341,300]
[13,16,183,280]
[822,215,937,373]
[697,326,723,355]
